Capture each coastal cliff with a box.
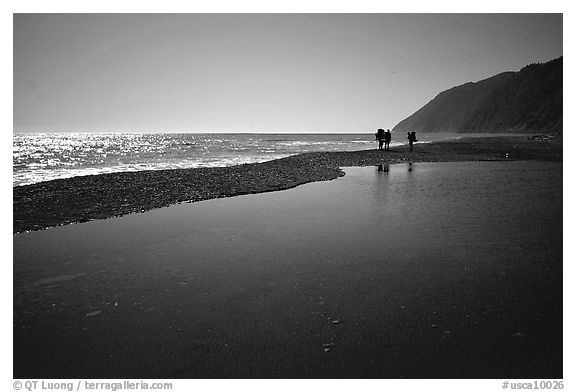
[393,57,562,133]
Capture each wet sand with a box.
[13,160,562,378]
[13,135,562,233]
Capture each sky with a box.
[13,13,563,133]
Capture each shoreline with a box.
[13,136,562,233]
[14,159,563,378]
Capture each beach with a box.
[13,136,563,378]
[13,136,562,233]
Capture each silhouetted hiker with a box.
[408,131,418,151]
[375,129,385,150]
[384,129,392,151]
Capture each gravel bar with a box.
[13,136,562,233]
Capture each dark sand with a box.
[13,136,562,233]
[13,136,563,379]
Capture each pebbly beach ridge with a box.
[13,135,562,234]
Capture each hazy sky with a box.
[14,13,562,133]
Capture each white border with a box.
[4,3,572,391]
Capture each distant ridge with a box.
[392,57,562,133]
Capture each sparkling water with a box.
[12,132,471,187]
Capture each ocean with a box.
[13,132,480,187]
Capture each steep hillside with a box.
[393,57,562,133]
